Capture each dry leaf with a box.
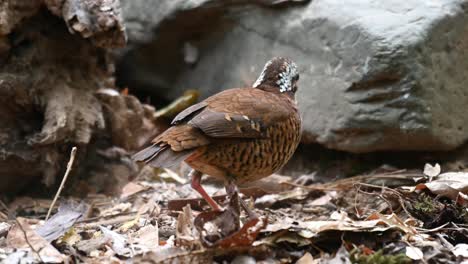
[120,182,148,199]
[132,248,213,263]
[416,172,468,200]
[243,174,295,193]
[266,212,417,238]
[36,200,88,242]
[367,213,417,235]
[328,246,351,264]
[58,227,81,246]
[194,193,241,247]
[158,168,187,184]
[176,205,201,248]
[2,250,36,264]
[99,226,130,256]
[134,224,159,252]
[6,218,67,263]
[118,216,140,233]
[212,217,267,248]
[100,202,132,216]
[309,191,337,206]
[255,188,308,208]
[0,222,11,237]
[296,252,314,264]
[405,246,424,260]
[75,236,110,255]
[453,244,468,258]
[423,163,441,179]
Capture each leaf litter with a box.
[0,163,467,263]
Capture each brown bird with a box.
[133,57,302,215]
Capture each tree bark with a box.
[0,0,156,194]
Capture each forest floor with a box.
[0,159,467,263]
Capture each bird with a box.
[133,57,302,215]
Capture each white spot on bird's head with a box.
[253,57,299,94]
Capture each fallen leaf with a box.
[99,202,132,216]
[99,226,130,256]
[194,192,267,248]
[242,174,295,193]
[453,243,468,258]
[0,222,11,237]
[423,163,441,179]
[176,205,201,248]
[194,193,240,247]
[367,213,417,235]
[75,236,110,255]
[309,191,337,206]
[214,217,267,248]
[58,227,81,246]
[36,200,88,242]
[120,182,148,199]
[2,250,36,264]
[405,246,424,260]
[118,215,140,233]
[255,187,308,208]
[254,231,311,247]
[157,168,187,184]
[6,218,67,263]
[133,224,159,252]
[328,246,351,264]
[265,212,417,238]
[132,248,213,263]
[296,252,314,264]
[416,172,468,200]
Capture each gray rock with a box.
[231,255,257,264]
[119,0,468,152]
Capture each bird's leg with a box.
[189,169,222,212]
[225,181,258,220]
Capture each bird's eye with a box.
[292,84,298,93]
[294,75,299,81]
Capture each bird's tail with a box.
[132,144,193,169]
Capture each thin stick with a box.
[46,147,77,220]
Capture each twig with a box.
[76,211,135,224]
[354,184,362,218]
[80,214,137,229]
[46,147,77,220]
[355,182,418,221]
[15,218,45,263]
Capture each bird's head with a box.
[253,57,299,97]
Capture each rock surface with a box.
[119,0,468,153]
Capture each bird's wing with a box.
[133,125,210,167]
[153,125,210,151]
[187,88,292,139]
[171,101,208,125]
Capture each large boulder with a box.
[119,0,468,153]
